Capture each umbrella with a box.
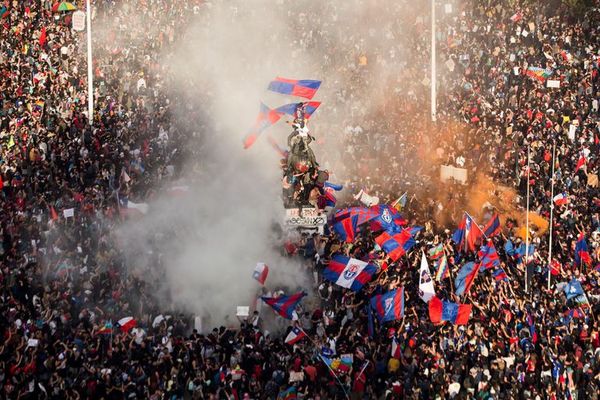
[52,2,77,12]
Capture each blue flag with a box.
[564,279,584,300]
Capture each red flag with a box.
[50,206,58,221]
[575,155,586,172]
[39,27,47,47]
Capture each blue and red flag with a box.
[275,101,321,119]
[526,312,538,343]
[323,188,337,208]
[492,267,508,282]
[319,182,342,209]
[369,204,407,234]
[454,261,481,296]
[575,233,592,267]
[483,213,501,237]
[428,296,472,325]
[268,77,321,99]
[331,207,380,242]
[261,291,307,320]
[370,287,404,323]
[243,103,283,149]
[563,307,586,322]
[478,240,501,270]
[332,214,360,242]
[375,227,420,261]
[324,255,378,292]
[452,213,484,252]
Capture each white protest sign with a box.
[72,11,86,32]
[440,165,468,184]
[63,208,75,218]
[236,306,249,318]
[547,79,560,88]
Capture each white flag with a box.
[418,251,436,303]
[353,189,379,207]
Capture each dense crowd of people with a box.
[1,0,599,399]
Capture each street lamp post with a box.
[86,0,93,126]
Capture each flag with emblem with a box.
[324,255,378,292]
[418,251,436,303]
[370,287,404,323]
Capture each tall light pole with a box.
[547,142,556,290]
[431,0,437,122]
[525,145,531,293]
[86,0,93,126]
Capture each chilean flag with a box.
[267,77,321,100]
[324,255,377,292]
[370,287,404,323]
[553,192,568,206]
[428,296,472,325]
[261,291,306,320]
[253,262,269,285]
[117,317,137,332]
[285,327,307,345]
[391,336,402,359]
[452,213,484,252]
[243,103,283,149]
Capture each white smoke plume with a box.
[111,0,420,327]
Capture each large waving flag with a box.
[324,255,378,292]
[428,296,472,325]
[483,213,501,237]
[369,204,407,234]
[574,233,592,267]
[261,291,307,320]
[268,77,321,99]
[275,101,321,119]
[452,213,484,252]
[331,207,380,242]
[375,227,421,261]
[370,288,404,323]
[454,261,481,297]
[243,103,283,149]
[478,240,500,270]
[332,214,360,243]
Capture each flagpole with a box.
[301,329,350,400]
[547,142,556,290]
[431,0,437,122]
[525,145,531,294]
[86,0,94,126]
